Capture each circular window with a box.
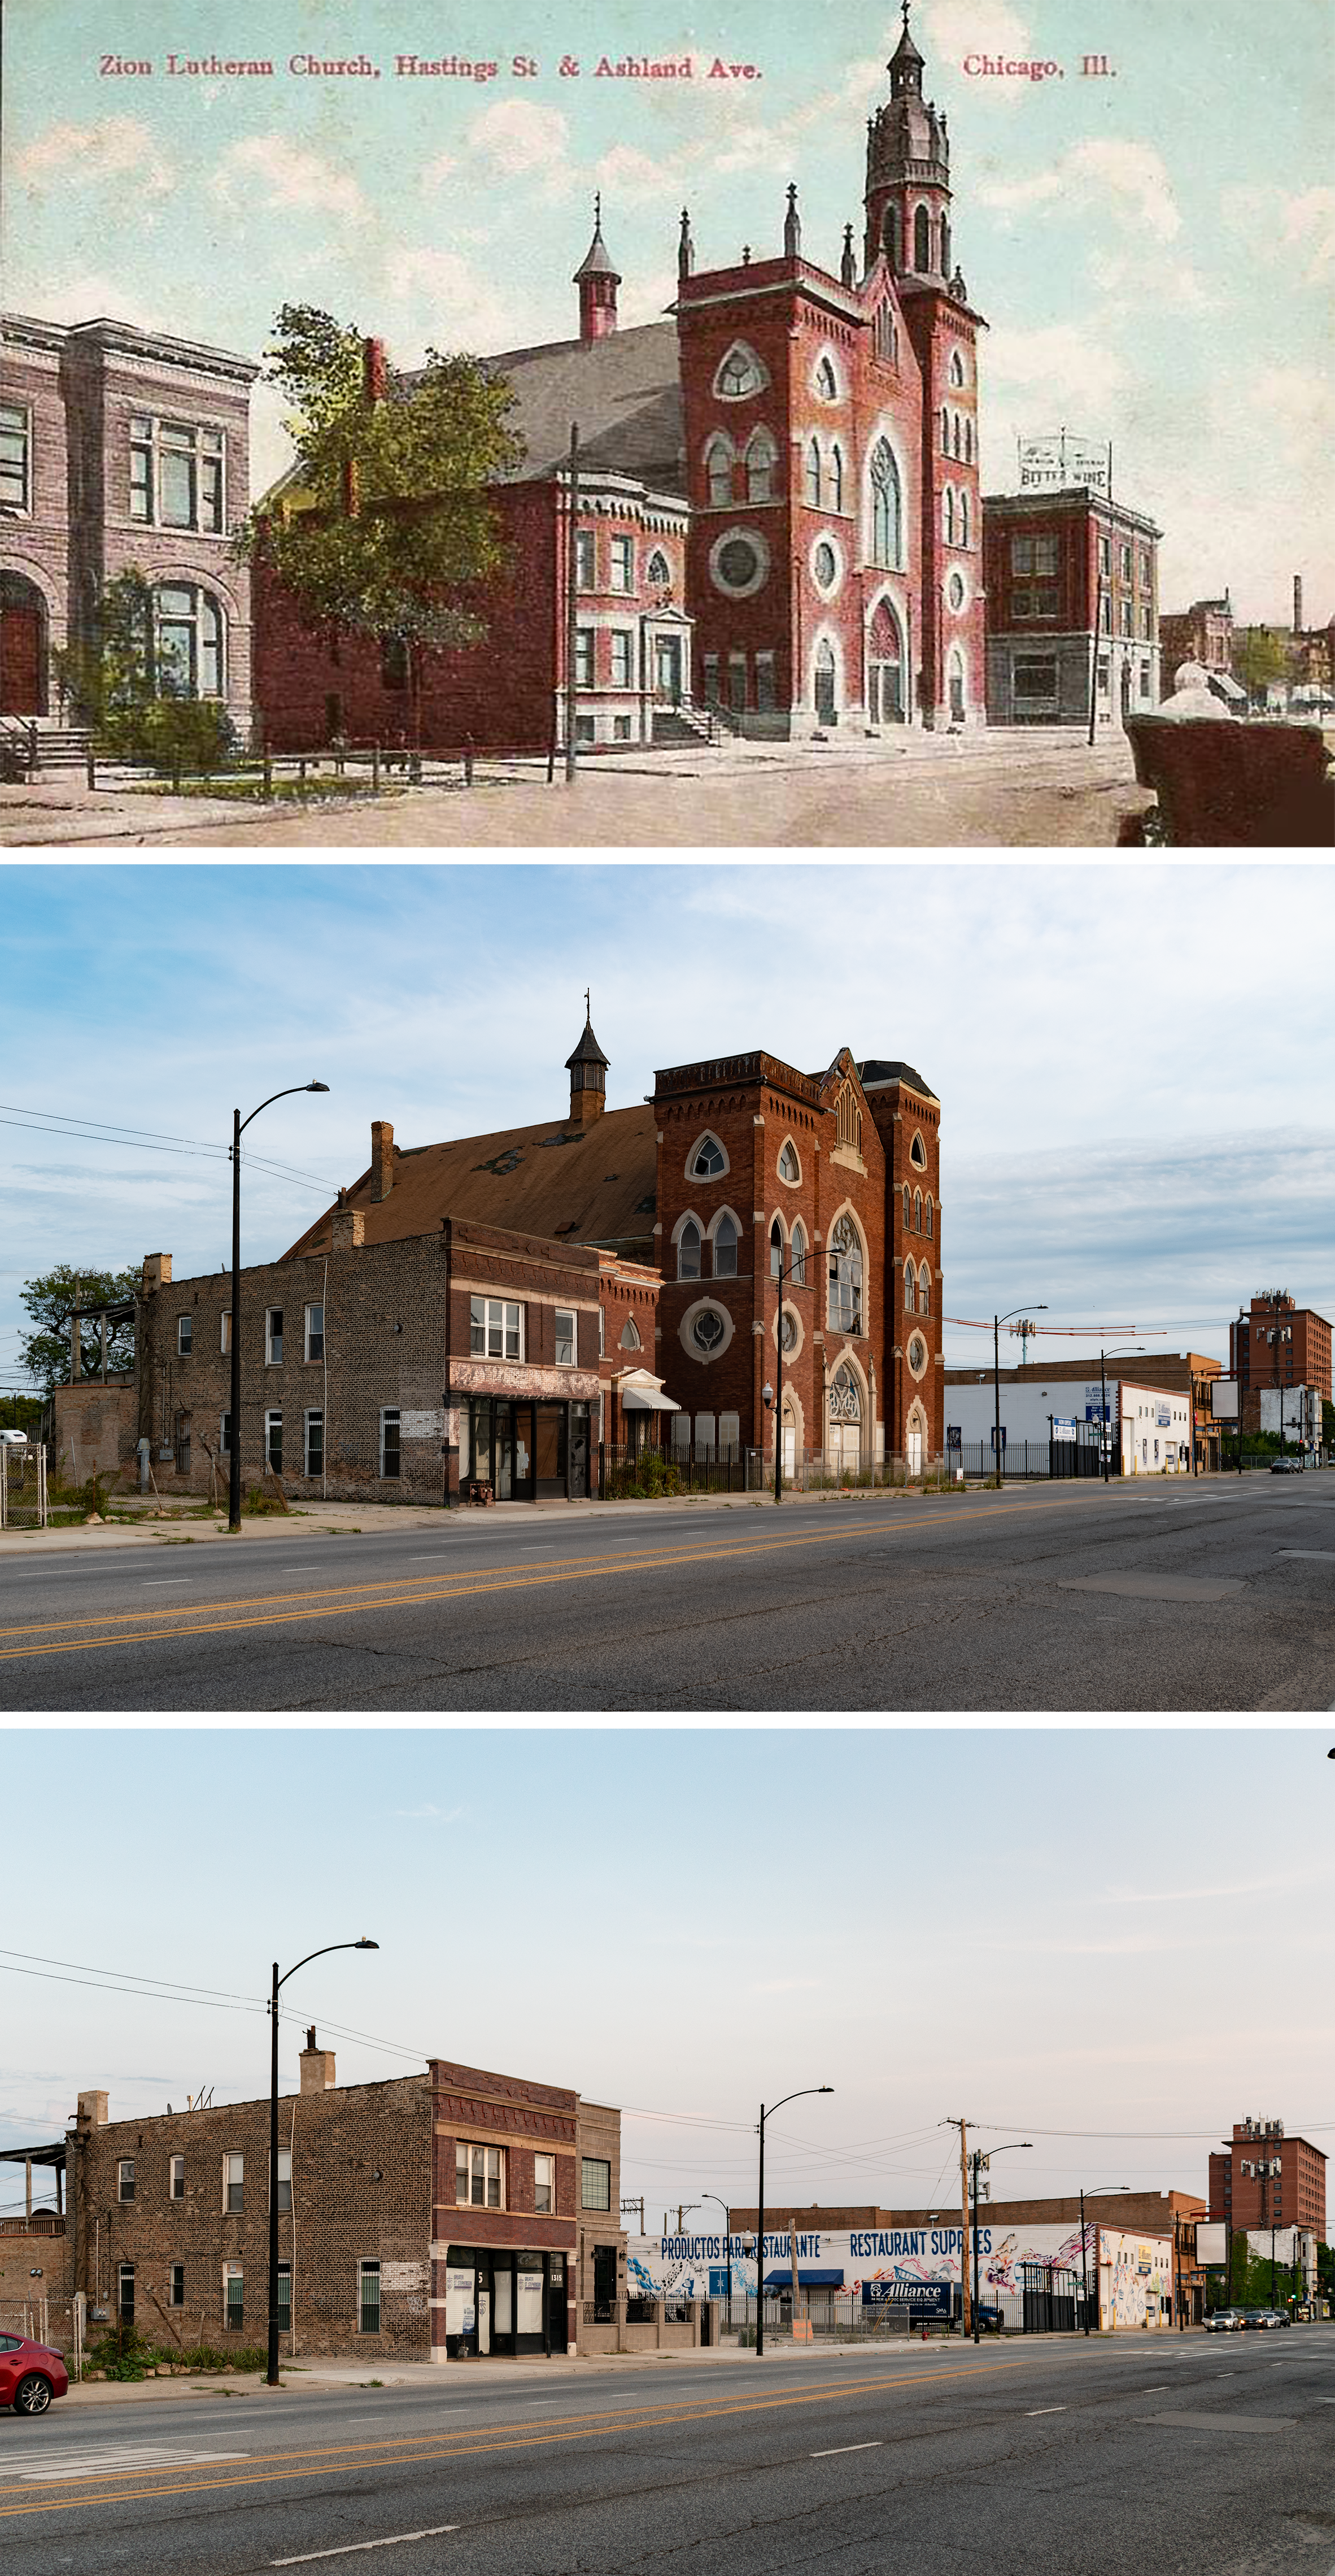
[908,1334,927,1376]
[814,541,837,589]
[693,1309,726,1355]
[948,571,966,611]
[709,528,769,599]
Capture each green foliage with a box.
[137,695,238,775]
[19,1263,138,1399]
[0,1393,44,1435]
[605,1448,683,1501]
[237,303,524,718]
[1323,1399,1334,1448]
[86,2324,268,2378]
[1317,2241,1334,2297]
[1231,627,1289,696]
[53,571,237,768]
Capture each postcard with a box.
[1,0,1330,847]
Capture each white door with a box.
[782,1425,796,1476]
[907,1429,922,1477]
[478,2290,490,2356]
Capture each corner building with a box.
[255,8,987,747]
[655,1050,943,1473]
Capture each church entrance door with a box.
[654,634,682,705]
[867,601,904,725]
[814,641,837,726]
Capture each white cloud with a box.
[1088,248,1215,314]
[980,138,1181,241]
[380,247,539,358]
[1,268,165,332]
[983,320,1127,410]
[15,115,174,196]
[421,151,459,193]
[467,99,573,185]
[1276,186,1335,279]
[923,0,1036,94]
[212,136,367,221]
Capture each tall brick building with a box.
[982,484,1160,725]
[1,312,257,733]
[1230,1290,1332,1407]
[129,1016,943,1497]
[1208,2118,1327,2242]
[256,8,987,750]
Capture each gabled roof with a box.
[479,319,685,491]
[283,1103,658,1263]
[857,1058,938,1101]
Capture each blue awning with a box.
[762,2268,844,2289]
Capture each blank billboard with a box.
[1211,1382,1239,1419]
[1196,2221,1228,2266]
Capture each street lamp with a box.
[1098,1346,1145,1484]
[755,2086,832,2359]
[699,2191,732,2333]
[1079,2183,1129,2335]
[762,1241,812,1504]
[993,1307,1046,1485]
[229,1083,330,1533]
[267,1938,378,2386]
[970,2140,1031,2342]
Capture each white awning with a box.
[621,1386,681,1412]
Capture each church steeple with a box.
[573,196,621,343]
[863,3,953,281]
[565,998,609,1126]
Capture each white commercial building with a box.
[1120,1380,1193,1476]
[944,1372,1193,1472]
[627,2221,1175,2329]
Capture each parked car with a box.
[1205,2307,1244,2332]
[0,2331,68,2414]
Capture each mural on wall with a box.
[626,2221,1110,2305]
[1100,2230,1172,2330]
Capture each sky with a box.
[2,858,1333,1400]
[5,0,1332,621]
[2,1729,1330,2220]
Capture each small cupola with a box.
[565,1000,609,1126]
[889,0,925,95]
[574,195,621,343]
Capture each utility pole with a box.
[956,2118,971,2337]
[564,423,581,784]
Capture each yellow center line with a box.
[0,2352,1028,2519]
[0,1488,1151,1665]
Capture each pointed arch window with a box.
[714,342,766,399]
[965,417,974,465]
[910,1132,928,1168]
[705,437,733,507]
[919,1263,931,1317]
[953,414,962,459]
[770,1217,784,1280]
[804,440,822,508]
[940,405,950,455]
[902,1183,911,1230]
[830,443,844,512]
[830,1362,861,1423]
[914,1188,923,1230]
[959,490,971,548]
[619,1313,642,1350]
[745,429,777,503]
[778,1139,800,1183]
[882,205,900,272]
[940,216,952,276]
[949,349,965,388]
[924,1193,933,1239]
[815,354,838,401]
[827,1213,863,1335]
[904,1263,915,1312]
[691,1134,726,1179]
[646,547,670,588]
[790,1220,808,1286]
[871,440,902,569]
[944,488,956,546]
[713,1212,738,1278]
[914,204,931,272]
[677,1219,701,1281]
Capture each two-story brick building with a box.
[24,2044,625,2366]
[1,312,257,737]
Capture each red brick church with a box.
[255,6,985,751]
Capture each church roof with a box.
[857,1058,938,1100]
[282,1102,659,1263]
[481,319,686,491]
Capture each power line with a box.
[0,1106,335,1196]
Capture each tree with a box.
[236,303,524,745]
[19,1264,138,1398]
[53,571,236,771]
[1231,626,1288,703]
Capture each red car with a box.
[0,2331,69,2415]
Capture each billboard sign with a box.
[1196,2222,1228,2267]
[1018,432,1111,494]
[626,2221,1111,2307]
[1211,1380,1239,1419]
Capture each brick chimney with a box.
[363,335,387,402]
[300,2027,336,2093]
[77,2089,108,2130]
[370,1120,395,1202]
[142,1254,172,1290]
[331,1205,365,1251]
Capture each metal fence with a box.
[0,1442,47,1528]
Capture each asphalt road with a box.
[1,2328,1331,2575]
[3,1474,1333,1712]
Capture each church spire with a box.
[573,195,621,342]
[864,2,952,278]
[783,181,801,259]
